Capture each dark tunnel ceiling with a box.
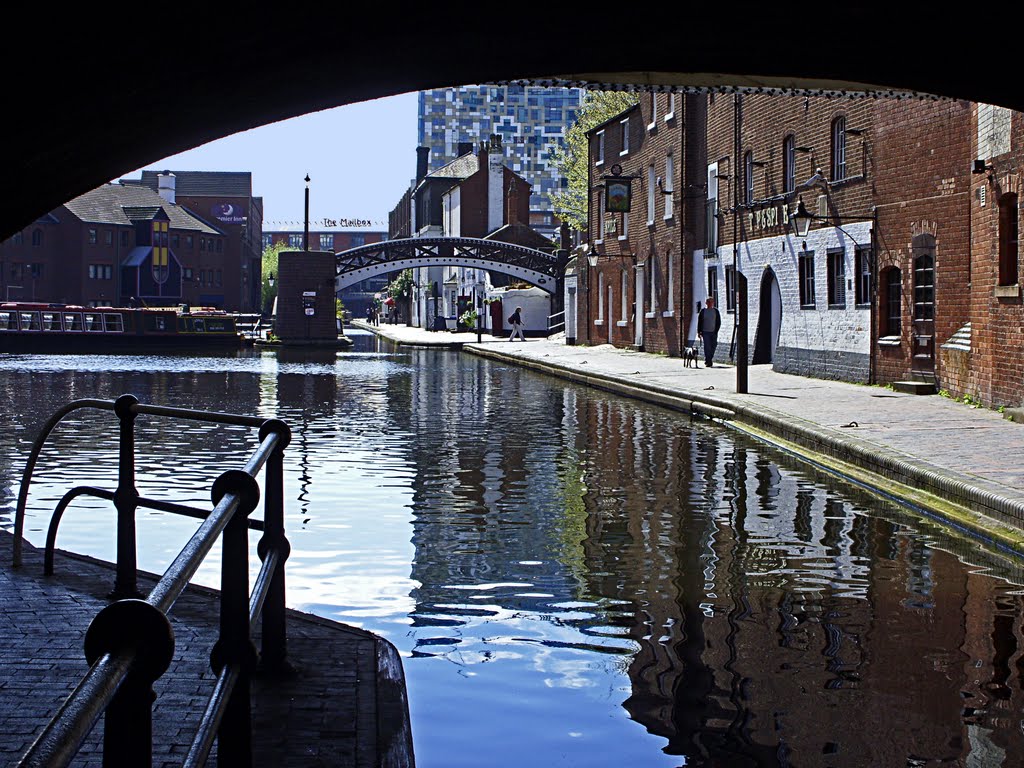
[4,8,1008,239]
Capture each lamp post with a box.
[586,249,598,346]
[303,174,310,252]
[475,280,485,343]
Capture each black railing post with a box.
[112,394,141,598]
[83,600,175,768]
[257,420,292,671]
[210,469,261,768]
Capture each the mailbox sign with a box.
[302,291,316,317]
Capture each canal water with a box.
[2,331,1024,767]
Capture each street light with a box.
[267,272,275,288]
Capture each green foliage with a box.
[261,241,289,310]
[550,90,640,231]
[386,269,414,299]
[335,298,345,319]
[459,308,478,327]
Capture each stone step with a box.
[891,380,937,395]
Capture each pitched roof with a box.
[136,170,253,197]
[63,184,221,234]
[425,152,480,180]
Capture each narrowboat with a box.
[0,303,247,352]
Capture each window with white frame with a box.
[855,246,872,306]
[620,118,630,155]
[649,259,657,314]
[707,266,719,306]
[647,165,656,225]
[783,134,796,194]
[827,249,846,307]
[621,209,628,239]
[666,93,676,119]
[725,265,737,312]
[831,116,847,182]
[319,233,333,251]
[648,93,657,128]
[621,271,628,322]
[597,272,605,321]
[744,151,754,205]
[799,250,816,308]
[664,155,675,219]
[706,164,719,253]
[597,190,605,241]
[596,131,605,165]
[666,252,674,313]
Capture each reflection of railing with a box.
[548,310,565,335]
[13,395,292,768]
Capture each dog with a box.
[682,345,699,368]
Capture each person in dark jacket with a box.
[508,306,525,341]
[697,296,721,368]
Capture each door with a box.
[634,263,645,348]
[753,267,782,364]
[911,237,936,381]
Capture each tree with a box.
[550,90,639,232]
[261,240,288,313]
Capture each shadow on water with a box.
[1,334,1023,767]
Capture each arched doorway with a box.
[753,267,782,364]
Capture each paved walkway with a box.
[1,531,412,767]
[353,320,1024,552]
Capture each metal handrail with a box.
[548,309,566,335]
[16,395,292,768]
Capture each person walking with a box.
[508,306,526,341]
[697,297,721,367]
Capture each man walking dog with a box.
[697,297,721,368]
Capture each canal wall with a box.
[465,343,1024,556]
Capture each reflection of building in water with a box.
[573,395,1024,765]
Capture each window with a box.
[200,238,206,251]
[597,272,605,321]
[799,249,816,308]
[262,234,273,248]
[29,263,43,279]
[827,249,846,307]
[999,192,1019,285]
[105,230,113,246]
[88,228,98,245]
[831,116,847,182]
[351,234,366,247]
[783,135,796,194]
[12,232,23,245]
[88,264,111,280]
[215,269,222,287]
[199,270,206,286]
[288,233,303,248]
[883,267,902,335]
[123,231,131,247]
[186,235,194,249]
[649,259,657,314]
[648,92,657,127]
[63,312,83,332]
[320,233,334,251]
[707,266,719,306]
[595,130,605,165]
[647,165,656,224]
[666,252,674,313]
[666,93,676,119]
[855,247,872,306]
[183,268,194,281]
[706,165,719,253]
[597,190,605,242]
[621,271,628,322]
[620,118,630,155]
[664,155,674,219]
[725,265,737,312]
[620,210,628,239]
[744,151,754,205]
[31,229,43,247]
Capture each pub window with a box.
[88,228,98,245]
[200,238,207,251]
[998,192,1019,286]
[799,249,816,308]
[707,266,719,306]
[619,118,630,155]
[320,233,334,250]
[831,116,847,182]
[597,272,605,321]
[855,246,872,306]
[706,164,719,253]
[32,229,43,247]
[827,249,846,307]
[288,233,303,248]
[648,92,657,126]
[725,265,737,312]
[783,134,796,194]
[186,235,194,249]
[595,130,605,166]
[744,151,754,205]
[882,267,902,336]
[664,154,674,219]
[647,165,656,225]
[105,230,113,246]
[620,270,628,322]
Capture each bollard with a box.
[112,394,141,598]
[257,420,292,671]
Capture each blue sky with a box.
[126,92,420,230]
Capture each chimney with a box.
[487,143,504,232]
[157,170,176,204]
[457,141,473,157]
[506,179,520,226]
[415,147,430,183]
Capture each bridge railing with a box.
[14,395,292,768]
[547,310,565,335]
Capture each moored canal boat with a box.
[0,302,247,352]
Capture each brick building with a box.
[579,92,977,392]
[131,171,264,311]
[0,183,225,307]
[581,93,701,356]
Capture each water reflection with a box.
[1,334,1023,767]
